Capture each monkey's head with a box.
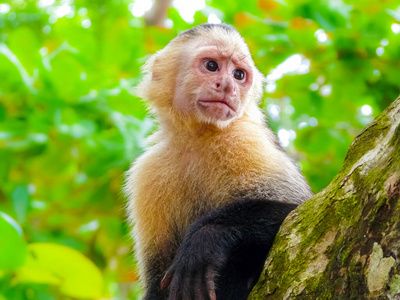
[137,24,265,129]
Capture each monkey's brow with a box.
[212,45,251,64]
[215,46,228,57]
[230,43,251,62]
[237,53,251,62]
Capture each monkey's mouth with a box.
[198,99,236,112]
[197,99,237,121]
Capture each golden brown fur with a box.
[125,24,311,293]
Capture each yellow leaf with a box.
[15,243,103,299]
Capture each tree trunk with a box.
[144,0,173,27]
[250,96,400,299]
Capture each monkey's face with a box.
[173,41,255,129]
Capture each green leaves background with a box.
[0,0,399,299]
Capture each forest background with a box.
[1,0,400,299]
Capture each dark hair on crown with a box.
[180,23,237,37]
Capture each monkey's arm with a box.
[161,200,298,300]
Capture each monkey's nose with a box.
[214,77,236,96]
[224,84,236,96]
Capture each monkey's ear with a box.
[141,53,164,82]
[150,57,162,81]
[141,54,156,76]
[134,54,160,98]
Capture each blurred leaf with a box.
[0,212,27,271]
[0,43,36,94]
[0,103,6,122]
[15,243,104,299]
[11,185,29,224]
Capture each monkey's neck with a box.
[156,114,267,149]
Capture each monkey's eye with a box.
[233,69,245,80]
[205,60,219,72]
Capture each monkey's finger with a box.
[168,285,178,300]
[205,266,216,300]
[168,267,184,300]
[160,272,173,290]
[168,277,180,300]
[181,271,194,300]
[194,270,207,300]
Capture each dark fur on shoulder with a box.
[161,200,297,300]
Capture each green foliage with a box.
[0,213,27,271]
[0,0,399,299]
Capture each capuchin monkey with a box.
[125,23,312,300]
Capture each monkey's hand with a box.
[161,200,296,300]
[160,223,227,300]
[160,200,297,300]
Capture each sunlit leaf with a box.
[16,243,104,299]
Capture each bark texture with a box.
[250,96,400,299]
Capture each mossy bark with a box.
[250,97,400,300]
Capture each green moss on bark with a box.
[249,97,400,300]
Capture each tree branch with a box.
[144,0,173,27]
[250,96,400,299]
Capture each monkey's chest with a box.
[174,149,263,207]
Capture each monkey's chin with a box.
[197,101,238,127]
